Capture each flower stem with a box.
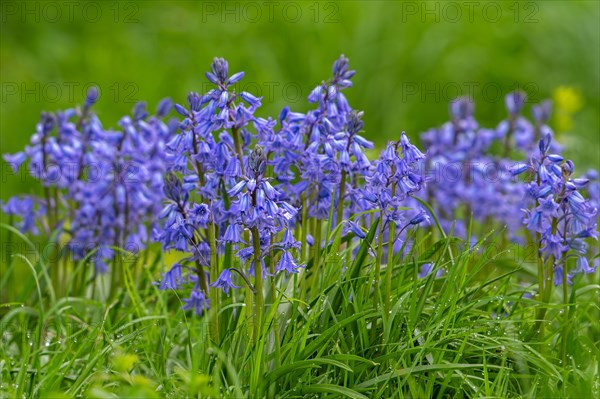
[561,263,569,364]
[245,279,254,343]
[300,195,308,263]
[231,126,245,175]
[207,216,220,342]
[560,217,569,364]
[533,242,546,339]
[251,225,263,343]
[337,170,347,228]
[373,218,385,310]
[268,244,281,367]
[384,220,396,319]
[383,181,397,318]
[312,218,323,290]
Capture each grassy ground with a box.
[1,219,598,398]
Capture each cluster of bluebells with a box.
[154,56,429,315]
[2,89,175,272]
[513,134,598,285]
[420,92,569,242]
[297,59,374,222]
[261,57,374,222]
[353,133,429,257]
[226,145,299,273]
[155,58,304,315]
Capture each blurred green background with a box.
[1,0,599,203]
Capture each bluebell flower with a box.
[84,86,99,109]
[280,229,301,249]
[450,97,474,121]
[399,133,425,164]
[537,196,559,218]
[240,92,262,109]
[158,264,185,290]
[505,91,527,116]
[346,219,366,238]
[210,269,239,294]
[409,212,429,226]
[275,251,300,274]
[1,196,39,234]
[532,100,551,124]
[576,256,596,274]
[156,97,173,117]
[511,163,530,176]
[553,266,573,286]
[182,289,210,316]
[524,210,546,233]
[3,151,27,173]
[223,224,244,243]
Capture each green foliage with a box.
[1,222,598,398]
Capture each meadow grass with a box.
[0,218,598,398]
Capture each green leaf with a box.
[299,309,377,360]
[356,364,504,388]
[299,384,368,399]
[263,358,353,386]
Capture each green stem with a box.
[196,258,210,299]
[303,217,323,302]
[231,126,245,175]
[337,170,347,228]
[384,220,396,319]
[383,182,397,317]
[300,195,308,263]
[312,218,323,294]
[268,245,281,367]
[109,190,122,300]
[534,231,546,338]
[245,281,254,344]
[52,187,59,229]
[561,263,569,364]
[560,215,569,364]
[208,218,220,342]
[373,219,385,310]
[251,226,263,344]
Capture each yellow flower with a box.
[553,86,582,113]
[552,86,583,133]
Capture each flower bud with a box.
[505,91,526,116]
[249,145,267,177]
[84,86,99,109]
